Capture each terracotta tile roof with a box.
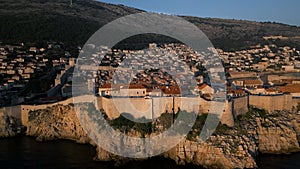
[158,85,181,95]
[100,83,113,89]
[227,88,245,95]
[244,79,263,85]
[234,89,245,94]
[146,88,153,92]
[198,84,208,90]
[281,79,294,84]
[100,83,146,89]
[128,84,146,89]
[277,84,300,93]
[227,89,234,94]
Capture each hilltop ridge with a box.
[1,0,300,51]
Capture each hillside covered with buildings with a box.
[1,0,300,168]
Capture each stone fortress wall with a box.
[249,94,294,112]
[78,94,300,127]
[1,93,300,128]
[230,96,249,118]
[99,97,207,119]
[0,95,95,127]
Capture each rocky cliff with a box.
[256,111,300,154]
[18,104,300,168]
[163,109,300,168]
[26,104,90,144]
[0,111,24,137]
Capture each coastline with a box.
[1,104,300,168]
[1,136,300,169]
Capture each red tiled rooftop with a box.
[100,83,146,89]
[277,84,300,93]
[158,85,181,95]
[244,79,263,85]
[198,84,208,90]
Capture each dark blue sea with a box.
[0,137,299,169]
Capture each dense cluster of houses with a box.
[2,41,300,109]
[230,75,300,96]
[76,43,300,101]
[219,43,300,100]
[220,44,300,72]
[78,43,222,97]
[0,42,74,106]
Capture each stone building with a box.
[98,84,147,97]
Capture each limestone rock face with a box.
[257,112,300,154]
[165,141,235,169]
[0,111,22,137]
[163,137,257,169]
[26,104,90,144]
[22,104,300,169]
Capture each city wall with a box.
[98,97,201,120]
[2,94,300,128]
[1,95,95,127]
[0,96,241,127]
[222,100,234,126]
[249,94,293,112]
[98,96,235,126]
[231,96,249,118]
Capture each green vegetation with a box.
[214,123,230,135]
[108,114,135,133]
[112,34,181,50]
[236,106,268,123]
[107,113,152,137]
[186,113,231,141]
[252,107,268,118]
[104,110,231,140]
[155,112,175,130]
[0,13,98,57]
[1,0,300,52]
